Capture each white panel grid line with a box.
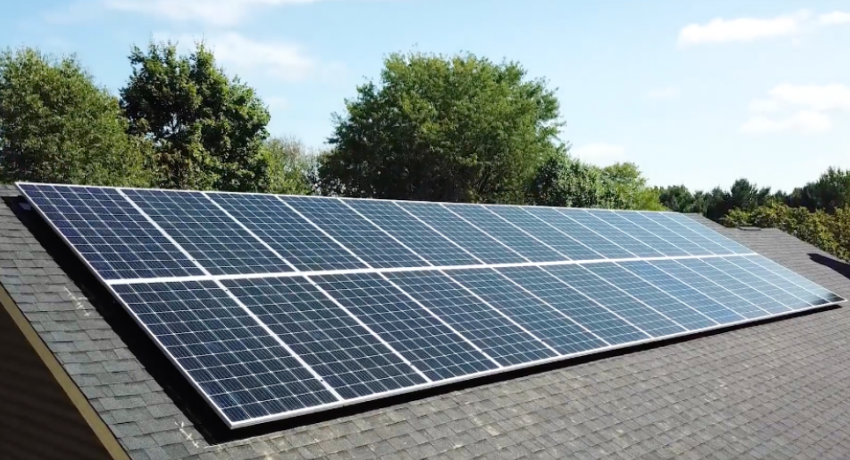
[201,192,301,273]
[536,267,653,340]
[627,261,747,323]
[629,211,722,256]
[491,269,612,347]
[552,210,641,258]
[335,199,435,267]
[375,272,504,369]
[564,264,690,332]
[391,202,489,265]
[103,252,762,286]
[595,209,699,256]
[302,276,433,383]
[702,258,801,311]
[116,190,346,403]
[612,262,721,327]
[477,205,576,260]
[518,208,608,259]
[654,212,745,253]
[272,195,503,370]
[578,210,667,257]
[669,260,773,315]
[438,269,564,357]
[746,256,843,301]
[695,258,794,312]
[437,204,534,263]
[723,257,817,308]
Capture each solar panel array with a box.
[18,182,845,429]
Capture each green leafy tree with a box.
[0,47,150,186]
[795,167,850,213]
[526,152,604,207]
[319,51,566,203]
[120,40,271,191]
[598,162,665,211]
[658,185,695,212]
[261,136,316,195]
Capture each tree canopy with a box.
[120,41,271,192]
[318,51,566,203]
[0,47,150,186]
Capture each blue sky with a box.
[3,0,850,192]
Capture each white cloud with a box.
[766,84,850,112]
[678,11,808,47]
[104,0,319,26]
[157,32,319,81]
[748,98,781,113]
[819,11,850,25]
[740,111,832,135]
[573,143,626,165]
[646,87,680,100]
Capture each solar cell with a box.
[617,212,714,256]
[112,281,338,423]
[675,259,782,315]
[448,268,608,355]
[659,213,752,254]
[484,205,604,260]
[343,199,481,266]
[397,201,527,264]
[583,263,717,330]
[543,264,685,337]
[638,212,733,255]
[617,261,744,324]
[280,196,428,269]
[123,189,293,275]
[310,272,498,381]
[559,209,663,258]
[701,258,805,311]
[444,204,568,262]
[19,184,202,280]
[384,270,558,366]
[222,276,427,399]
[522,207,634,259]
[726,257,828,307]
[208,193,366,272]
[584,210,689,257]
[747,255,844,304]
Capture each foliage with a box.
[120,40,271,192]
[261,136,316,195]
[319,51,566,203]
[721,202,850,261]
[0,47,151,186]
[787,167,850,213]
[598,162,665,211]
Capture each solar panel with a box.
[17,182,845,429]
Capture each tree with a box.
[526,152,604,207]
[261,136,316,195]
[319,51,566,203]
[795,167,850,213]
[0,47,150,186]
[658,185,695,213]
[120,40,271,192]
[598,162,665,211]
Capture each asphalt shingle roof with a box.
[2,185,850,459]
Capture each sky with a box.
[3,0,850,193]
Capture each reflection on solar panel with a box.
[17,182,846,429]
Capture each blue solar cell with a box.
[112,281,338,424]
[649,260,768,320]
[560,210,663,258]
[726,257,828,308]
[522,207,634,259]
[583,263,716,330]
[123,189,292,276]
[384,270,558,366]
[343,199,481,266]
[485,206,604,261]
[498,265,648,345]
[675,259,783,315]
[280,196,428,269]
[638,212,733,255]
[448,268,608,355]
[18,184,203,280]
[617,261,744,324]
[617,212,714,256]
[209,193,366,272]
[444,205,568,262]
[658,213,751,254]
[311,272,498,381]
[747,255,844,304]
[222,276,427,400]
[585,210,690,256]
[700,258,802,312]
[542,264,685,337]
[397,201,526,264]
